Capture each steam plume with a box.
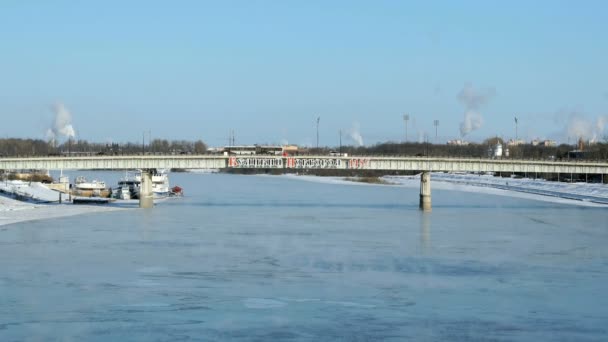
[348,122,364,146]
[46,102,76,142]
[557,109,607,143]
[457,84,495,137]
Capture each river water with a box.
[1,172,607,341]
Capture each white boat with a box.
[74,176,108,197]
[148,171,170,198]
[115,170,171,199]
[112,184,132,200]
[75,176,106,190]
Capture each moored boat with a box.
[72,176,110,197]
[113,170,177,200]
[170,185,183,197]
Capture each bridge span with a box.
[2,155,607,210]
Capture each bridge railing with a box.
[1,152,607,163]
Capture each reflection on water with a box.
[1,173,608,341]
[420,212,431,253]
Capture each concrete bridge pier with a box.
[139,170,154,208]
[419,171,431,211]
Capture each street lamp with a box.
[316,117,320,148]
[403,114,409,142]
[339,129,342,155]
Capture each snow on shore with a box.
[0,180,131,227]
[0,180,69,203]
[0,196,126,227]
[421,173,608,204]
[281,173,608,207]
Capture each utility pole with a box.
[403,114,409,142]
[228,129,236,146]
[433,120,439,142]
[339,129,342,155]
[142,131,145,155]
[316,117,320,148]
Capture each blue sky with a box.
[1,0,607,146]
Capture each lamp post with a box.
[403,114,409,142]
[339,129,342,155]
[316,117,320,148]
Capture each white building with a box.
[447,139,470,146]
[543,140,557,147]
[507,139,525,146]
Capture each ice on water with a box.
[1,173,607,341]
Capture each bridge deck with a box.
[1,155,608,174]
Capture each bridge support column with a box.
[139,170,154,208]
[419,172,431,211]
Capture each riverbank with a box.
[279,173,608,207]
[0,196,127,227]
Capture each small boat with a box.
[113,170,175,199]
[149,171,170,198]
[73,176,109,197]
[112,184,132,200]
[170,185,183,197]
[75,176,106,191]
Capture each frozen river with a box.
[1,173,607,341]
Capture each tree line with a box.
[311,138,608,160]
[1,137,607,160]
[0,138,207,157]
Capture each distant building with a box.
[487,143,503,158]
[447,139,470,146]
[530,139,557,147]
[507,139,525,146]
[214,145,299,156]
[281,145,299,155]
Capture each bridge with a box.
[2,155,608,210]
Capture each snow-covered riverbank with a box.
[0,196,126,227]
[0,180,69,203]
[281,173,608,207]
[0,180,133,227]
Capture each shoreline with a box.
[2,171,607,227]
[277,173,608,208]
[0,196,130,227]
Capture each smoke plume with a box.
[46,103,76,142]
[457,84,495,137]
[556,109,607,143]
[348,122,364,146]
